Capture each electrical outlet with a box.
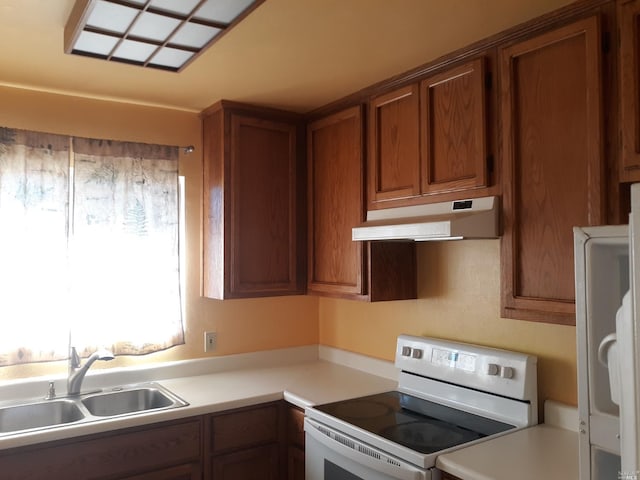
[204,331,217,352]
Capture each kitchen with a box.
[0,0,634,478]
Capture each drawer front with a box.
[0,419,201,480]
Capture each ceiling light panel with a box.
[150,0,201,15]
[195,0,256,24]
[85,1,139,34]
[64,0,264,72]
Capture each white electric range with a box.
[304,335,538,480]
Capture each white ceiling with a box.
[0,0,573,114]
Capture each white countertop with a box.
[0,346,397,450]
[0,345,581,480]
[436,401,579,480]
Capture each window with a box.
[0,128,184,366]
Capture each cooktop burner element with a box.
[331,400,393,419]
[314,391,515,454]
[381,421,477,452]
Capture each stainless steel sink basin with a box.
[81,385,185,416]
[0,382,188,437]
[0,399,85,434]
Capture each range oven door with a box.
[305,417,431,480]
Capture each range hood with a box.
[352,196,499,241]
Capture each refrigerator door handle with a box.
[598,333,617,367]
[597,332,620,406]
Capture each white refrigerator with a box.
[574,183,640,480]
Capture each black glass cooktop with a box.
[314,391,515,454]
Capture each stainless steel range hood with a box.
[352,196,499,241]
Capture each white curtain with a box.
[70,138,184,357]
[0,128,71,364]
[0,129,184,366]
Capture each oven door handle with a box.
[305,417,427,480]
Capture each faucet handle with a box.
[70,347,81,368]
[45,381,56,400]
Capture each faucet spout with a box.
[67,347,114,396]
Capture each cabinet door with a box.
[440,473,463,480]
[287,446,305,480]
[307,106,365,296]
[368,84,421,208]
[121,463,201,480]
[229,114,303,297]
[619,0,640,181]
[212,444,279,480]
[211,403,279,454]
[500,16,605,324]
[420,58,488,195]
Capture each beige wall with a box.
[0,85,319,381]
[319,241,578,407]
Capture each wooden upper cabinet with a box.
[368,84,421,208]
[500,15,605,324]
[420,58,488,195]
[202,102,305,299]
[619,0,640,181]
[367,57,491,210]
[307,106,417,301]
[307,106,365,297]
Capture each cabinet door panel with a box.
[421,58,488,194]
[307,106,365,296]
[620,0,640,180]
[211,403,279,454]
[122,463,201,480]
[500,16,604,324]
[368,85,421,207]
[230,115,300,296]
[212,444,279,480]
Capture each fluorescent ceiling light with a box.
[64,0,263,72]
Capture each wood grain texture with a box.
[230,115,298,293]
[368,242,417,302]
[0,419,202,480]
[619,0,640,180]
[368,84,421,208]
[212,444,279,480]
[286,405,305,480]
[202,103,306,299]
[421,57,488,194]
[211,403,279,454]
[202,110,225,299]
[500,15,605,325]
[307,106,365,296]
[121,463,202,480]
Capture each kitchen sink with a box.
[0,382,188,437]
[81,385,185,416]
[0,399,85,434]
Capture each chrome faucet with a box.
[67,346,115,395]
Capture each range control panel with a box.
[395,335,537,401]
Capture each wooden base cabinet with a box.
[500,15,606,324]
[207,402,284,480]
[0,418,202,480]
[307,105,417,301]
[440,472,463,480]
[286,405,305,480]
[202,101,306,299]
